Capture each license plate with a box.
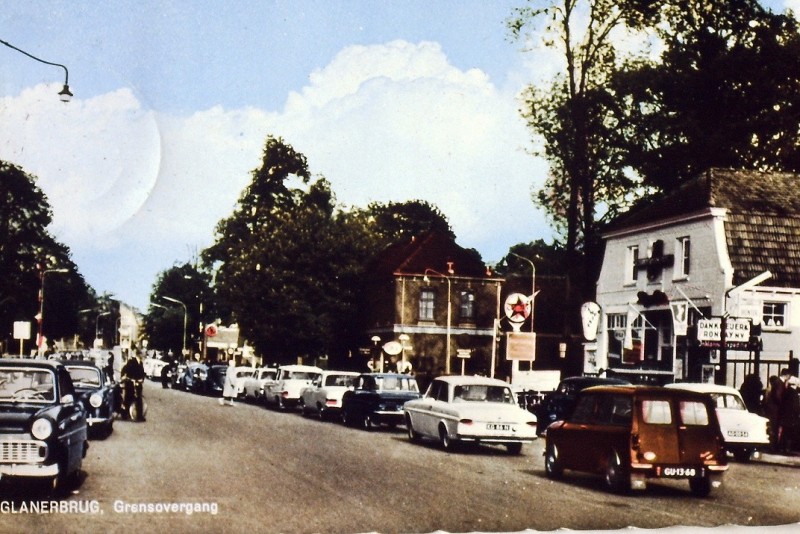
[487,423,510,431]
[727,430,748,438]
[659,467,702,478]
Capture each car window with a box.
[714,393,746,410]
[0,368,56,402]
[453,385,514,404]
[326,374,355,387]
[67,367,101,387]
[376,376,418,392]
[570,394,598,424]
[679,401,710,426]
[596,395,632,426]
[641,399,672,425]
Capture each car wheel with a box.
[544,442,563,479]
[317,405,326,422]
[362,413,375,431]
[506,442,523,455]
[439,423,455,451]
[604,451,630,493]
[299,399,308,416]
[276,396,286,410]
[407,416,421,442]
[341,408,352,426]
[689,476,712,497]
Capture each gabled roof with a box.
[606,168,800,288]
[368,231,490,278]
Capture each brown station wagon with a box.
[544,385,728,497]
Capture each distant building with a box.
[361,231,503,388]
[588,169,800,387]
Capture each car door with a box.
[56,367,87,473]
[416,380,445,437]
[633,394,681,465]
[557,393,600,471]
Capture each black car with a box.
[0,358,88,492]
[60,360,117,438]
[205,364,227,396]
[175,362,208,393]
[341,373,421,430]
[535,376,631,436]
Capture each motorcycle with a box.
[115,377,148,421]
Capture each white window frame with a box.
[762,301,787,329]
[675,236,690,278]
[625,245,639,284]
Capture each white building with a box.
[586,169,800,387]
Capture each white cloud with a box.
[0,40,549,308]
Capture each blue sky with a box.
[1,1,796,311]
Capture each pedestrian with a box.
[763,375,784,450]
[777,369,800,453]
[105,352,115,382]
[160,360,171,389]
[739,374,763,414]
[219,359,237,406]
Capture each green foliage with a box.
[614,0,800,189]
[0,161,94,352]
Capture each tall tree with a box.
[508,0,641,298]
[615,0,800,190]
[0,161,94,353]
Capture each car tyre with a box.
[604,451,630,493]
[544,442,563,479]
[362,413,375,431]
[506,442,523,455]
[689,476,712,497]
[406,416,421,443]
[439,423,455,451]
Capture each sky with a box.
[1,0,797,311]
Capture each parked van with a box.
[544,385,728,496]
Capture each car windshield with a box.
[375,376,418,392]
[287,372,317,380]
[260,371,276,380]
[67,367,101,387]
[453,384,514,404]
[0,367,56,402]
[325,374,355,387]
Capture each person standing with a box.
[777,369,799,453]
[764,375,785,451]
[220,359,237,406]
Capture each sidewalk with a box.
[753,450,800,467]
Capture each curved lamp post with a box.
[0,38,73,102]
[162,296,188,358]
[424,268,452,375]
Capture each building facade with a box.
[362,232,503,388]
[587,169,800,387]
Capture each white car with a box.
[403,375,538,454]
[665,382,770,461]
[242,367,278,402]
[299,370,359,420]
[264,364,323,410]
[143,356,169,380]
[229,366,255,398]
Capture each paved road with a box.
[1,380,799,533]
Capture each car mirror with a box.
[61,394,75,404]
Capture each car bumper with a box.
[630,463,728,480]
[371,411,405,423]
[456,434,536,444]
[0,462,59,478]
[87,416,113,427]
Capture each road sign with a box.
[697,317,751,349]
[506,332,536,361]
[456,349,471,359]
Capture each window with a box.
[419,289,435,321]
[763,302,786,327]
[459,291,476,321]
[679,401,709,426]
[676,237,690,277]
[641,399,672,425]
[626,246,639,283]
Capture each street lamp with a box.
[162,296,187,358]
[95,311,112,343]
[0,38,73,102]
[424,268,452,375]
[36,267,68,356]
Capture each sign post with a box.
[13,321,31,357]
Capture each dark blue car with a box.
[60,360,117,438]
[341,373,421,430]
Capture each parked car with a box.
[175,362,208,393]
[535,376,631,436]
[665,382,770,461]
[242,367,278,402]
[404,375,537,454]
[143,355,170,380]
[205,364,228,396]
[341,373,421,429]
[264,364,323,410]
[0,358,88,492]
[60,360,117,438]
[299,370,359,420]
[544,385,728,496]
[229,366,255,399]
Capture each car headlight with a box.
[32,418,53,440]
[89,393,103,408]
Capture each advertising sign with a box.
[506,332,535,361]
[697,317,751,349]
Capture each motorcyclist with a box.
[121,351,146,421]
